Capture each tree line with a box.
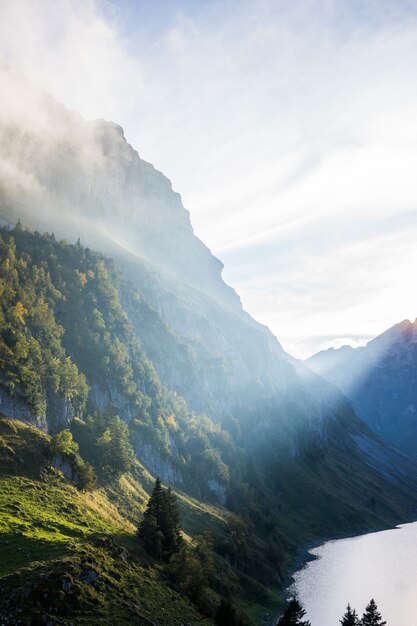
[138,477,245,625]
[277,596,387,625]
[138,479,389,626]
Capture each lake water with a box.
[288,521,417,626]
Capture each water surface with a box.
[289,521,417,626]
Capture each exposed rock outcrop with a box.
[134,440,183,486]
[0,63,240,309]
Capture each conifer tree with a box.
[143,477,165,521]
[277,597,311,626]
[139,514,164,558]
[138,477,182,558]
[159,486,182,554]
[361,599,387,626]
[340,604,360,626]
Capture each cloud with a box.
[1,0,417,356]
[0,0,144,122]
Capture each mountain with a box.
[306,319,417,457]
[0,62,238,308]
[0,62,295,421]
[2,64,417,623]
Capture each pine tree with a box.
[138,478,183,558]
[361,599,387,626]
[143,477,165,522]
[277,597,311,626]
[139,514,164,558]
[340,604,360,626]
[159,486,182,554]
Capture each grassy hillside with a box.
[0,417,218,625]
[0,417,288,625]
[2,226,417,624]
[2,414,417,625]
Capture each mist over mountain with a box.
[0,61,307,421]
[2,63,417,624]
[0,63,239,309]
[306,319,417,457]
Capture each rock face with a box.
[51,454,77,482]
[0,388,45,430]
[3,63,417,499]
[0,63,296,421]
[0,63,239,309]
[306,319,417,457]
[119,257,293,417]
[0,388,73,434]
[134,440,183,486]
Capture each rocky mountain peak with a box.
[0,64,241,310]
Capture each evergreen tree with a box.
[139,514,164,558]
[15,218,24,232]
[138,477,183,558]
[277,597,311,626]
[159,486,182,554]
[340,604,360,626]
[143,477,165,522]
[361,599,387,626]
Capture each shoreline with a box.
[264,520,413,626]
[284,520,411,590]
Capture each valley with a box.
[0,62,416,626]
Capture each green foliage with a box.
[50,429,79,456]
[0,418,213,626]
[0,225,236,500]
[0,223,414,626]
[49,428,96,491]
[0,226,233,494]
[96,415,134,477]
[72,411,134,478]
[74,458,96,491]
[0,231,88,416]
[138,477,182,559]
[168,543,209,607]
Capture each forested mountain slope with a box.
[1,227,417,624]
[0,416,222,625]
[0,62,294,421]
[2,63,417,624]
[306,319,417,458]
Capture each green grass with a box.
[0,418,214,625]
[3,413,416,625]
[0,474,125,577]
[0,417,277,625]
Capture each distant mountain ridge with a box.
[306,319,417,457]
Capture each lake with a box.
[288,521,417,626]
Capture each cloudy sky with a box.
[1,0,417,357]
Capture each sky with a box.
[1,0,417,358]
